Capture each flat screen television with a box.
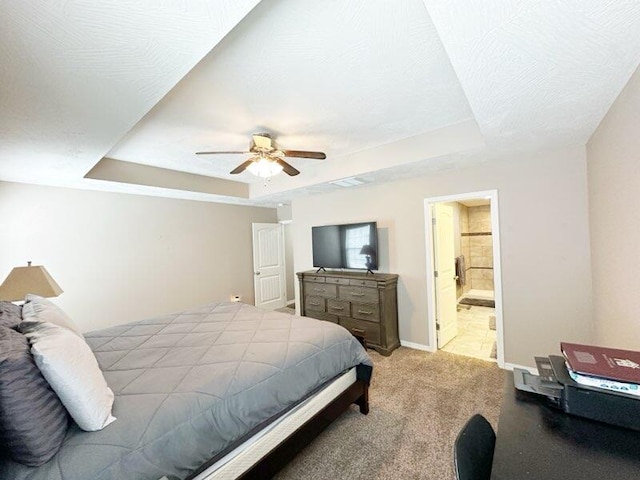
[312,222,378,271]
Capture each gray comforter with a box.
[2,302,372,480]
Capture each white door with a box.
[252,223,286,310]
[434,203,458,348]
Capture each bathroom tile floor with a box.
[441,305,496,362]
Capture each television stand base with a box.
[365,269,374,275]
[315,267,327,273]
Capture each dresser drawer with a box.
[298,270,399,356]
[325,277,350,285]
[339,317,381,346]
[349,278,377,288]
[304,282,337,298]
[306,311,338,323]
[304,275,326,283]
[326,299,350,316]
[339,285,378,304]
[304,295,325,313]
[352,302,380,322]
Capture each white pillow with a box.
[22,294,83,336]
[21,321,116,431]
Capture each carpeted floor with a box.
[276,347,505,480]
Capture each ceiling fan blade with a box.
[196,151,249,155]
[276,159,300,176]
[282,150,326,160]
[230,159,255,174]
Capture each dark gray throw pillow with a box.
[0,301,22,329]
[0,325,68,466]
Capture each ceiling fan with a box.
[196,133,326,178]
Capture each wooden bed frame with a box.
[239,379,369,479]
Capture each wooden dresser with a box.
[297,270,399,356]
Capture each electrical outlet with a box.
[230,295,241,303]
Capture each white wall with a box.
[587,65,640,349]
[0,182,276,331]
[292,146,593,367]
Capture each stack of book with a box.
[561,342,640,397]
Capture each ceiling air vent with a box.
[330,177,366,188]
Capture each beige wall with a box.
[292,145,593,367]
[587,65,640,349]
[0,182,276,332]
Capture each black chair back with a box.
[454,414,496,480]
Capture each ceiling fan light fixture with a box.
[246,156,283,178]
[196,133,323,177]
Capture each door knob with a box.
[255,272,260,276]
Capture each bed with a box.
[1,301,372,480]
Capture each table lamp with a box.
[0,261,63,301]
[359,245,376,271]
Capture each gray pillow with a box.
[0,326,68,466]
[0,301,22,329]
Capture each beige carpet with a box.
[276,347,505,480]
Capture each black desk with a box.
[491,375,640,479]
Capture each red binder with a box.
[561,342,640,384]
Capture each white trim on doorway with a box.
[423,189,505,368]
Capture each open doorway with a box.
[424,190,504,367]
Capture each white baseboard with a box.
[503,362,538,375]
[400,340,434,352]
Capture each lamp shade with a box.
[359,245,376,256]
[0,263,63,301]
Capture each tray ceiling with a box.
[1,0,639,206]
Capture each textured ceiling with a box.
[0,0,260,185]
[107,0,474,182]
[1,0,639,206]
[424,0,640,151]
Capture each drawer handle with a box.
[309,302,320,306]
[330,306,345,311]
[351,292,365,297]
[314,288,325,292]
[358,309,373,315]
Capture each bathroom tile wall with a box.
[467,205,494,291]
